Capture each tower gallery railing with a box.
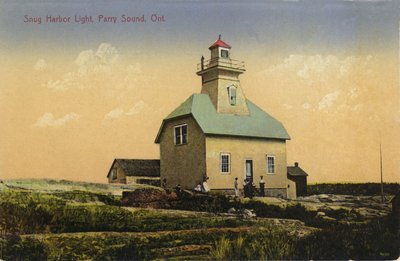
[197,57,245,72]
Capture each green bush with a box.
[173,194,232,214]
[0,191,65,235]
[293,217,400,260]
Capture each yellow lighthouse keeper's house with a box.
[155,36,296,199]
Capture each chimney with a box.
[294,162,299,167]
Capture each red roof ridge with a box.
[209,35,231,50]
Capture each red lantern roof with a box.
[209,35,231,50]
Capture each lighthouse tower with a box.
[196,35,249,115]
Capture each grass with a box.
[1,178,155,195]
[0,179,398,260]
[9,228,250,260]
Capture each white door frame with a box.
[244,157,253,181]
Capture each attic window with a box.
[228,85,237,105]
[174,124,188,145]
[221,49,229,58]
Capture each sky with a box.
[0,0,399,183]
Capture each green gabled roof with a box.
[165,95,194,119]
[155,94,290,143]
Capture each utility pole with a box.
[380,136,384,203]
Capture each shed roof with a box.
[155,94,290,143]
[287,165,309,177]
[107,159,160,177]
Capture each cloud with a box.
[34,59,47,71]
[104,107,124,120]
[74,43,120,75]
[282,103,293,110]
[265,55,370,85]
[126,100,146,115]
[302,103,312,110]
[104,101,148,120]
[318,91,340,110]
[33,112,80,128]
[262,54,377,114]
[47,72,79,91]
[46,43,144,92]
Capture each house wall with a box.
[201,74,249,116]
[126,176,160,185]
[205,136,288,196]
[108,163,127,184]
[287,179,297,199]
[159,116,206,189]
[216,77,249,115]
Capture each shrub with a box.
[0,191,65,235]
[173,194,232,214]
[307,183,400,196]
[293,217,400,260]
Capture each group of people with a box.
[193,176,210,193]
[162,175,267,198]
[161,176,211,197]
[234,176,265,198]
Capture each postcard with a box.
[0,0,399,260]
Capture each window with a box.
[267,155,275,174]
[228,85,237,105]
[220,153,231,173]
[174,124,187,145]
[221,49,229,58]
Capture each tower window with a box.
[174,124,188,145]
[228,85,237,105]
[221,49,229,58]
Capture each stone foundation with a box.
[265,188,287,198]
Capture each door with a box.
[245,159,253,181]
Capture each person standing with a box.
[243,179,249,198]
[259,176,265,196]
[249,180,255,199]
[234,177,239,197]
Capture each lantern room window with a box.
[221,49,229,58]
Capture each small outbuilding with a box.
[107,159,160,185]
[287,162,308,196]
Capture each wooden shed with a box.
[287,162,308,196]
[107,159,160,185]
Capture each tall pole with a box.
[380,136,384,203]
